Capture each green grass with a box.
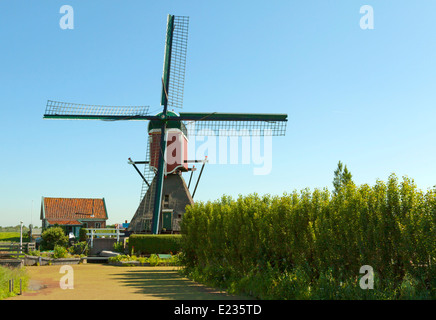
[0,266,29,300]
[0,232,30,300]
[0,232,29,243]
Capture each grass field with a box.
[0,232,29,243]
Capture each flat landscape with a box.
[7,264,252,300]
[1,2,435,304]
[0,232,27,243]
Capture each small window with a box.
[95,222,101,229]
[163,195,170,209]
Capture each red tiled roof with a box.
[46,219,82,226]
[43,197,108,222]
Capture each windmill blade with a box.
[161,15,189,109]
[177,112,288,121]
[44,100,159,121]
[149,14,190,234]
[174,112,288,136]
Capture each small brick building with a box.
[40,197,108,237]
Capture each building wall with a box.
[90,238,117,256]
[128,173,193,233]
[81,220,106,229]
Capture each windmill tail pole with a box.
[192,157,207,199]
[128,158,150,187]
[188,165,195,189]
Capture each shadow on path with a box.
[111,268,251,300]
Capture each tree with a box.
[333,161,353,195]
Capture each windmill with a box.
[43,14,288,235]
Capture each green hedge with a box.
[180,174,435,299]
[128,234,182,255]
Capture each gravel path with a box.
[7,264,251,300]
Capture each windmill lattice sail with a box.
[179,112,288,136]
[166,15,189,109]
[183,119,287,136]
[161,15,189,109]
[44,100,150,120]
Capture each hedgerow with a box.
[128,234,182,255]
[180,174,435,299]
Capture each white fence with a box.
[85,228,125,248]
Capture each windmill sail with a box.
[161,15,189,109]
[177,112,288,136]
[151,15,190,235]
[44,100,152,121]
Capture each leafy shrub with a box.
[167,253,182,266]
[27,250,51,258]
[68,241,89,256]
[107,253,181,266]
[113,241,125,253]
[53,245,68,259]
[180,174,435,300]
[79,228,88,241]
[108,255,132,263]
[128,234,182,255]
[147,254,160,266]
[40,227,68,250]
[28,250,41,257]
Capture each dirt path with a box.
[7,264,252,300]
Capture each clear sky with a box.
[1,1,435,227]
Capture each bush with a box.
[68,241,89,256]
[107,253,181,266]
[40,227,68,250]
[180,174,435,300]
[53,245,68,259]
[113,241,125,253]
[79,228,88,241]
[108,255,132,263]
[128,234,182,255]
[28,250,41,257]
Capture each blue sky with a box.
[0,1,435,226]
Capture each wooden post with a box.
[90,229,94,248]
[9,279,13,293]
[20,221,23,254]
